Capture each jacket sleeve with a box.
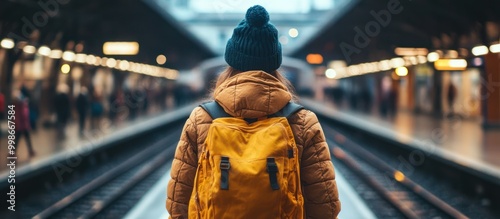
[166,109,199,219]
[300,111,341,219]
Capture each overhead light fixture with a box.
[306,53,323,64]
[61,64,71,74]
[23,45,36,54]
[395,67,408,76]
[394,47,428,56]
[434,59,467,71]
[75,53,86,63]
[94,56,102,66]
[106,58,117,68]
[446,50,459,58]
[390,57,405,68]
[417,55,427,64]
[408,56,418,65]
[99,57,108,66]
[427,52,440,62]
[1,38,15,49]
[490,43,500,53]
[288,28,299,38]
[119,60,130,71]
[49,49,63,59]
[103,42,139,55]
[347,66,360,75]
[38,46,51,56]
[166,70,179,80]
[62,51,76,61]
[128,62,136,72]
[359,63,370,74]
[472,45,488,56]
[156,54,167,65]
[86,55,96,65]
[378,60,391,71]
[325,69,337,79]
[368,62,379,73]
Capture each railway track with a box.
[30,129,180,219]
[323,124,470,219]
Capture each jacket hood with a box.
[214,70,292,118]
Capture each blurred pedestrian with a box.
[90,91,104,129]
[174,84,191,107]
[13,90,35,157]
[125,89,139,120]
[447,82,457,116]
[141,89,149,115]
[28,98,39,131]
[109,89,125,122]
[20,84,30,99]
[388,86,398,118]
[54,84,71,138]
[18,84,39,131]
[156,86,169,111]
[76,87,89,136]
[380,76,392,117]
[360,88,372,113]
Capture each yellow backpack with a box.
[188,101,305,219]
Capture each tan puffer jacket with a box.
[167,71,341,218]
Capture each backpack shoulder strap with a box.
[272,102,304,118]
[200,101,231,119]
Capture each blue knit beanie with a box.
[225,5,282,73]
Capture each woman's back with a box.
[166,5,340,219]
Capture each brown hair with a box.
[212,66,297,101]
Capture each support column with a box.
[432,69,443,117]
[404,67,415,110]
[482,52,500,128]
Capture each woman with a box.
[54,84,71,138]
[166,5,340,219]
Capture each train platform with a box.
[124,161,377,219]
[301,98,500,181]
[0,103,196,185]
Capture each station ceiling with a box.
[0,0,215,69]
[293,0,500,64]
[1,0,499,68]
[144,0,357,55]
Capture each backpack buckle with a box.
[266,158,280,190]
[220,157,230,190]
[220,157,231,170]
[266,158,278,173]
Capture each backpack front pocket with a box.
[210,155,285,219]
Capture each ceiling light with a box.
[0,38,15,49]
[472,45,488,56]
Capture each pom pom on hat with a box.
[245,5,269,27]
